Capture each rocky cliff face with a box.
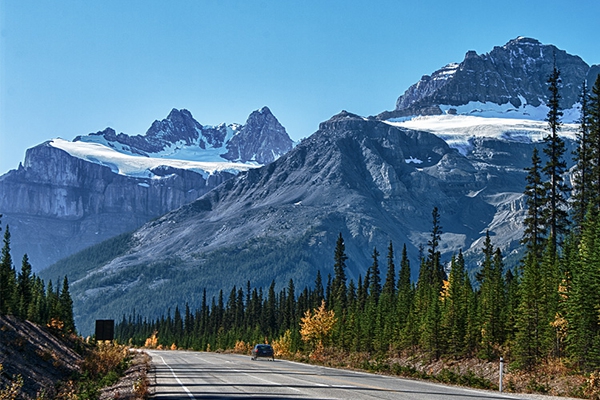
[381,37,596,119]
[0,107,293,270]
[0,143,233,270]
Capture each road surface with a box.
[147,349,543,399]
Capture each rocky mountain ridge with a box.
[0,107,293,270]
[77,106,293,165]
[379,37,598,120]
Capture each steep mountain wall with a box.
[0,143,232,270]
[381,37,594,119]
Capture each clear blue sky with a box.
[1,0,599,174]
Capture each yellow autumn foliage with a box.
[272,329,293,357]
[299,300,336,347]
[144,331,159,348]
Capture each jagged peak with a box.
[505,36,542,47]
[318,110,372,132]
[329,110,363,121]
[258,106,273,115]
[165,108,196,123]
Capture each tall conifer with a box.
[542,61,569,255]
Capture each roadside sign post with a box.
[95,319,115,342]
[499,357,504,392]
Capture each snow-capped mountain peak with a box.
[379,37,596,122]
[73,107,294,175]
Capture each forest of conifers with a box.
[0,222,76,335]
[116,70,600,372]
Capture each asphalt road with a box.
[147,349,544,400]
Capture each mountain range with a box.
[0,106,293,270]
[2,37,598,334]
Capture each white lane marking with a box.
[159,355,195,399]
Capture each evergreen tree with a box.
[330,233,349,348]
[0,225,16,315]
[368,247,381,304]
[16,254,33,319]
[428,207,445,284]
[523,148,547,258]
[542,61,569,255]
[414,208,445,356]
[514,248,555,368]
[378,242,397,352]
[363,247,381,351]
[58,276,75,333]
[284,279,296,332]
[331,233,348,311]
[311,270,324,309]
[396,244,412,334]
[265,281,277,338]
[590,75,600,209]
[565,208,600,370]
[382,241,396,300]
[572,81,593,228]
[477,232,505,359]
[442,251,468,357]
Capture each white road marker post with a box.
[499,357,504,392]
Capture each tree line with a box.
[116,68,600,372]
[0,218,75,334]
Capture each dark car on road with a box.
[251,344,274,361]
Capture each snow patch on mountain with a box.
[385,114,578,155]
[437,99,580,123]
[49,138,258,179]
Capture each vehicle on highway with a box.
[251,344,274,361]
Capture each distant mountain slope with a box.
[40,111,577,334]
[379,37,597,120]
[0,107,293,270]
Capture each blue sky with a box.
[1,0,599,174]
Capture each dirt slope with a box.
[0,315,83,398]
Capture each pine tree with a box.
[590,75,600,210]
[565,207,600,370]
[572,81,593,229]
[477,232,505,359]
[331,233,348,311]
[363,247,381,351]
[331,233,348,348]
[284,279,296,332]
[396,244,412,334]
[311,270,324,309]
[58,276,75,333]
[442,251,468,357]
[378,242,397,352]
[523,148,547,258]
[515,247,556,368]
[542,61,569,255]
[16,254,33,319]
[368,247,381,304]
[265,281,277,338]
[414,208,445,357]
[382,242,396,301]
[428,207,445,284]
[0,225,16,315]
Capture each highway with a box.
[147,349,534,399]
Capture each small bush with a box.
[0,365,23,400]
[585,371,600,400]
